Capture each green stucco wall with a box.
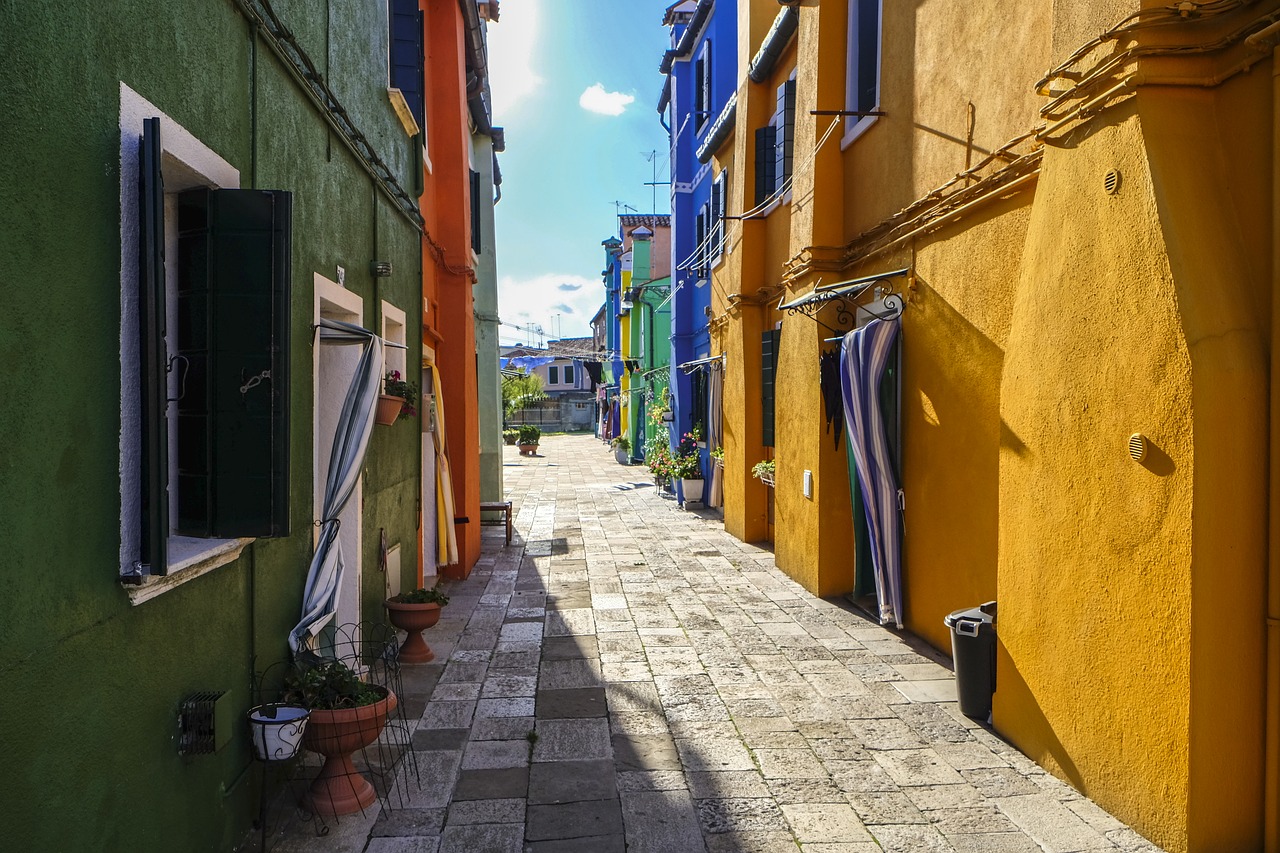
[0,1,422,850]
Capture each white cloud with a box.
[498,273,604,342]
[486,0,544,118]
[579,83,635,116]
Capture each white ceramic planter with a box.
[681,478,705,504]
[615,449,629,465]
[248,704,310,761]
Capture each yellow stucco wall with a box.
[714,0,1275,849]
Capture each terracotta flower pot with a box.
[375,394,404,425]
[518,443,538,456]
[301,688,397,816]
[383,599,442,663]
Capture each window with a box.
[549,366,560,385]
[694,40,711,131]
[564,365,575,386]
[389,0,425,132]
[844,0,882,146]
[121,89,291,583]
[762,329,780,447]
[710,170,727,263]
[694,203,709,277]
[691,368,708,441]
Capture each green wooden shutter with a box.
[138,117,169,577]
[177,188,292,538]
[762,329,779,447]
[754,126,776,207]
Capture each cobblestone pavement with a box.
[280,433,1164,853]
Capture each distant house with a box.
[501,339,598,430]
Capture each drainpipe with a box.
[1268,38,1280,853]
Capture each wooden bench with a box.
[479,501,513,546]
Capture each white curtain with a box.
[840,318,903,627]
[289,319,384,654]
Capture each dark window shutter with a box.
[389,0,425,130]
[470,169,482,253]
[754,126,776,207]
[177,188,292,539]
[700,43,712,123]
[691,369,708,439]
[775,80,796,192]
[549,366,559,385]
[565,365,575,385]
[139,117,169,575]
[762,329,779,447]
[712,172,727,257]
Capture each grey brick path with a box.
[278,433,1164,853]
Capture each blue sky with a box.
[488,0,674,346]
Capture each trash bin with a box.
[944,601,997,720]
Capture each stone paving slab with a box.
[276,434,1166,853]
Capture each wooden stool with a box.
[479,501,512,546]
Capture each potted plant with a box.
[283,659,398,816]
[377,370,418,425]
[710,446,724,468]
[611,435,631,465]
[646,443,673,487]
[752,459,776,488]
[517,424,540,456]
[383,586,450,663]
[673,430,704,505]
[502,428,519,446]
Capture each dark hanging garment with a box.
[583,362,604,385]
[821,349,844,449]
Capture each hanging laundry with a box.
[820,348,844,449]
[583,361,604,385]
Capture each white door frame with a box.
[313,274,364,651]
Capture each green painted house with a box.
[622,223,673,461]
[0,2,430,849]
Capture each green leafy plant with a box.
[502,428,519,445]
[710,446,724,460]
[282,660,386,710]
[646,443,674,483]
[611,436,630,451]
[671,450,702,480]
[384,370,419,417]
[390,586,449,606]
[517,424,541,444]
[751,459,776,480]
[502,373,545,418]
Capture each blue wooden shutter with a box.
[762,329,780,447]
[754,126,776,206]
[694,55,706,125]
[389,0,425,131]
[138,117,169,577]
[177,188,292,538]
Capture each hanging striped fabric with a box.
[839,317,903,627]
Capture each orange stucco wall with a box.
[424,0,480,578]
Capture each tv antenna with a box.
[642,150,671,214]
[613,201,638,216]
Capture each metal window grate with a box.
[178,691,226,755]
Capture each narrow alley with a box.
[275,434,1162,853]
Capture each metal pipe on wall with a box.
[1266,40,1280,853]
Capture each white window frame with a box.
[118,83,249,604]
[842,0,884,150]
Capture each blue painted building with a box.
[660,0,736,465]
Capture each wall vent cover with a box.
[1128,433,1147,462]
[1104,170,1122,195]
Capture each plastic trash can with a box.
[944,601,997,720]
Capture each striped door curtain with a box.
[839,318,904,627]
